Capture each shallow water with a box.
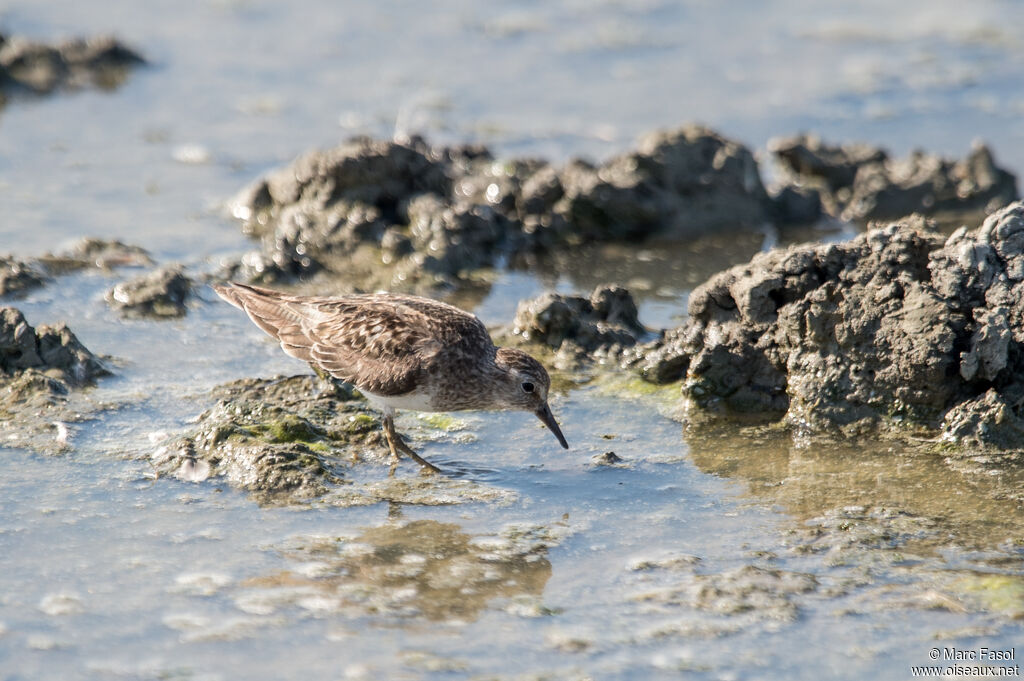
[3,1,1024,679]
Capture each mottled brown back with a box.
[213,283,495,396]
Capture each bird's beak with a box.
[535,402,569,449]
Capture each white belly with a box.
[361,388,436,412]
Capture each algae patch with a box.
[953,575,1024,619]
[589,372,683,421]
[417,412,468,432]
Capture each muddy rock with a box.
[404,193,509,276]
[638,201,1024,447]
[940,390,1024,451]
[770,135,887,197]
[39,238,152,274]
[157,375,511,505]
[512,285,646,365]
[228,136,487,289]
[215,246,321,287]
[771,134,1018,222]
[0,256,48,297]
[767,184,823,225]
[106,265,193,318]
[0,33,144,96]
[3,239,152,297]
[555,125,770,240]
[1,307,109,451]
[1,307,108,385]
[154,376,377,499]
[844,144,1018,222]
[231,136,450,279]
[228,127,774,290]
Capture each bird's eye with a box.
[521,381,535,393]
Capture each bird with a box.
[212,282,568,473]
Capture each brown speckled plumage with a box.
[213,282,568,472]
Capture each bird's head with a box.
[494,347,568,449]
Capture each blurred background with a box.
[3,0,1024,256]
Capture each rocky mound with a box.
[155,375,513,505]
[39,237,153,273]
[106,265,193,318]
[153,376,373,499]
[1,307,109,451]
[770,134,1018,223]
[226,127,1020,294]
[509,284,648,369]
[0,33,144,97]
[636,202,1024,448]
[556,127,769,240]
[225,126,774,289]
[1,307,108,385]
[0,256,48,297]
[2,238,153,300]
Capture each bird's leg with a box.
[381,412,441,474]
[394,435,442,475]
[381,413,402,467]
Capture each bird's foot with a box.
[394,437,442,475]
[382,415,441,475]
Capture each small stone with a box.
[39,592,83,616]
[106,265,192,318]
[512,284,645,357]
[592,451,625,467]
[0,256,47,297]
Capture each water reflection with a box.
[238,517,554,623]
[526,231,768,298]
[687,427,1024,554]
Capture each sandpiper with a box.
[213,282,568,473]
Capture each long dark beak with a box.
[535,402,569,449]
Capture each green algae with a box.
[417,412,468,432]
[589,372,683,420]
[953,575,1024,618]
[251,413,328,446]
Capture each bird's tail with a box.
[210,282,245,309]
[210,282,315,364]
[211,281,289,309]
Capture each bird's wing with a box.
[212,283,491,396]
